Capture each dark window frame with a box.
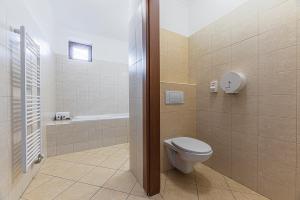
[68,41,92,62]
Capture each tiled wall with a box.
[0,1,56,199]
[160,29,189,83]
[56,55,129,116]
[188,0,300,199]
[160,29,197,172]
[46,118,129,156]
[128,0,145,185]
[160,82,196,172]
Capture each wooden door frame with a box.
[143,0,160,196]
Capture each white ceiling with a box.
[160,0,248,36]
[48,0,130,41]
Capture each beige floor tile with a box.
[117,143,129,149]
[120,159,130,171]
[149,194,164,200]
[81,148,102,155]
[127,195,149,200]
[54,182,99,200]
[23,142,270,200]
[77,153,109,166]
[161,180,198,200]
[54,152,87,163]
[194,163,229,190]
[232,192,269,200]
[55,163,95,181]
[131,182,147,197]
[165,169,196,186]
[40,159,74,176]
[91,188,128,200]
[160,173,167,194]
[99,155,128,169]
[23,177,74,200]
[24,174,54,194]
[79,167,116,186]
[115,148,130,156]
[197,187,236,200]
[96,146,120,156]
[103,170,136,193]
[225,177,257,194]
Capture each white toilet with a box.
[164,137,213,174]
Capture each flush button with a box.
[165,90,184,105]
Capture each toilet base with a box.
[167,148,194,174]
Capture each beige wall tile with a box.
[160,29,189,83]
[259,137,297,168]
[259,0,297,34]
[160,82,197,172]
[297,167,300,200]
[212,47,231,67]
[258,116,296,142]
[231,132,258,191]
[211,63,231,81]
[231,1,258,44]
[187,0,299,199]
[231,95,258,115]
[232,37,258,64]
[259,95,296,118]
[231,114,258,136]
[259,46,297,95]
[210,95,231,113]
[211,29,231,51]
[258,137,296,200]
[204,126,231,175]
[298,144,300,198]
[259,22,296,54]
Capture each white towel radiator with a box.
[15,26,42,173]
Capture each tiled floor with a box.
[21,143,269,200]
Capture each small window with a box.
[68,41,92,62]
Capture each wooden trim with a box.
[143,0,160,196]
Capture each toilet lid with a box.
[171,137,212,154]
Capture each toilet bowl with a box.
[164,137,213,174]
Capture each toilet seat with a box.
[171,137,212,154]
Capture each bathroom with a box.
[0,0,299,200]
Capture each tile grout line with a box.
[23,145,130,200]
[54,146,125,200]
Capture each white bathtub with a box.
[46,113,129,156]
[72,113,129,122]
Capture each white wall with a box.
[56,55,129,116]
[0,0,56,199]
[160,0,189,36]
[53,28,129,64]
[188,0,248,35]
[160,0,248,36]
[22,0,55,44]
